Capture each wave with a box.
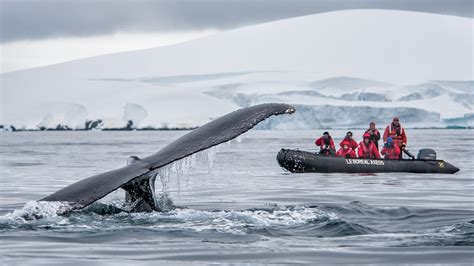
[1,201,471,247]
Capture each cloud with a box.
[1,0,472,43]
[1,31,216,73]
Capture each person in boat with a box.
[336,141,357,158]
[365,121,381,149]
[358,133,381,159]
[315,131,336,156]
[340,131,358,150]
[381,137,401,160]
[399,143,415,160]
[383,116,407,148]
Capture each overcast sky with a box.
[1,0,472,73]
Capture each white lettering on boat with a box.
[345,159,384,166]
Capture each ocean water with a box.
[0,129,473,264]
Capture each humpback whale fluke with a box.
[40,103,295,212]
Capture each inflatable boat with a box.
[276,149,459,174]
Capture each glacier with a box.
[0,10,472,130]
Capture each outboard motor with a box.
[417,148,437,160]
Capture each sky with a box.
[1,0,472,73]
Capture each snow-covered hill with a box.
[1,10,472,130]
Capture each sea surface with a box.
[0,129,473,264]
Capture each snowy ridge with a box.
[1,10,472,130]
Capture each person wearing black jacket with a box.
[400,143,415,160]
[364,121,381,149]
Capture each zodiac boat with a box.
[276,148,460,174]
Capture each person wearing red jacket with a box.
[381,137,401,159]
[365,122,381,149]
[339,131,358,150]
[336,141,357,158]
[383,117,407,148]
[315,131,336,156]
[358,133,381,159]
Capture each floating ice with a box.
[36,104,88,130]
[123,103,148,128]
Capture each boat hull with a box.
[277,149,460,174]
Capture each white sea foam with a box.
[143,206,338,234]
[2,201,76,221]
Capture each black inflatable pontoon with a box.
[277,149,459,174]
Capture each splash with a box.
[3,201,77,221]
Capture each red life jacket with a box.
[336,149,356,158]
[360,142,371,158]
[358,141,380,159]
[384,123,407,147]
[382,145,401,160]
[388,124,402,138]
[340,137,358,150]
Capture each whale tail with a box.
[40,103,295,211]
